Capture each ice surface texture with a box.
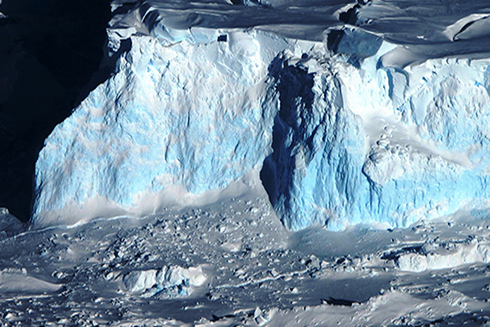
[263,50,490,230]
[33,31,277,226]
[123,265,206,297]
[33,1,490,229]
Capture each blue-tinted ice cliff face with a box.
[33,30,285,226]
[264,49,490,230]
[32,2,490,229]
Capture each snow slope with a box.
[33,0,490,231]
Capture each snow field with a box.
[1,195,490,325]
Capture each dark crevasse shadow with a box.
[260,56,315,226]
[0,0,112,222]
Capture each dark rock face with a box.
[0,0,112,221]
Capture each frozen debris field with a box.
[1,192,490,325]
[2,0,490,325]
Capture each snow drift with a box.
[32,0,490,230]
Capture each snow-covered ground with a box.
[1,188,490,325]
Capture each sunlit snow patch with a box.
[0,268,60,293]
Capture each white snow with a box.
[0,268,60,293]
[443,13,490,41]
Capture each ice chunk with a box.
[397,238,490,272]
[122,265,206,297]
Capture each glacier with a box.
[32,0,490,230]
[33,30,282,226]
[263,48,490,230]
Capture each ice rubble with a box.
[32,5,490,230]
[122,265,206,297]
[396,238,490,273]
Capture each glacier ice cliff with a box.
[32,0,490,230]
[33,29,284,226]
[263,46,490,230]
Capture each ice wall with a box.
[32,3,490,229]
[261,54,367,230]
[33,30,284,226]
[264,46,490,230]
